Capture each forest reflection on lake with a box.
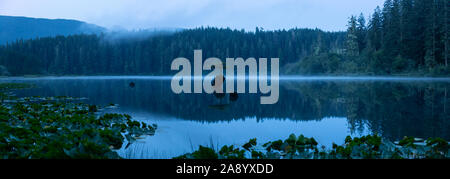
[3,76,450,158]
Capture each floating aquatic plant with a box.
[175,134,450,159]
[0,83,157,159]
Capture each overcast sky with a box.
[0,0,385,32]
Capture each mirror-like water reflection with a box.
[3,76,449,158]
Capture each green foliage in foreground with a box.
[0,84,157,159]
[175,134,450,159]
[0,101,156,159]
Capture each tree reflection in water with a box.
[11,78,450,141]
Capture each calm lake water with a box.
[2,76,450,158]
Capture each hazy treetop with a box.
[0,0,384,32]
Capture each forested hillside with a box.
[0,28,345,75]
[0,0,448,76]
[287,0,449,75]
[0,15,105,45]
[353,0,449,74]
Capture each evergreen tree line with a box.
[0,0,448,76]
[342,0,449,75]
[0,28,344,76]
[288,0,449,75]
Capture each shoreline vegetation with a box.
[1,82,449,159]
[176,134,450,159]
[0,83,156,159]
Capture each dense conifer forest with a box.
[0,28,345,75]
[287,0,449,75]
[0,0,448,76]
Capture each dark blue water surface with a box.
[2,76,450,158]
